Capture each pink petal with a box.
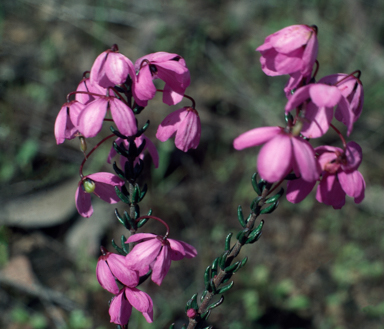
[338,170,365,201]
[151,245,171,285]
[257,133,292,182]
[87,172,125,185]
[316,173,345,209]
[96,258,119,294]
[309,84,341,107]
[54,104,76,144]
[301,103,333,138]
[162,83,184,106]
[269,25,314,53]
[156,108,184,142]
[174,109,201,152]
[109,98,137,136]
[301,29,318,76]
[107,253,139,288]
[125,238,161,275]
[77,98,108,138]
[169,239,197,260]
[156,61,190,94]
[134,64,157,102]
[233,126,282,150]
[342,141,362,171]
[291,136,319,182]
[75,184,93,218]
[285,85,311,113]
[125,287,153,322]
[286,178,316,203]
[105,53,131,86]
[126,233,157,244]
[109,289,132,325]
[266,48,304,75]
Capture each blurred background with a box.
[1,0,384,328]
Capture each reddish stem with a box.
[156,89,196,109]
[79,134,115,178]
[135,215,170,239]
[330,123,347,149]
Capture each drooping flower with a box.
[125,233,197,286]
[233,126,320,183]
[89,44,135,88]
[156,107,201,152]
[285,83,350,138]
[54,101,84,144]
[77,95,137,138]
[96,250,153,325]
[107,135,159,169]
[75,76,105,105]
[318,73,364,132]
[133,52,190,106]
[256,25,318,77]
[286,141,365,208]
[75,172,125,218]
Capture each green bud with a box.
[83,179,96,193]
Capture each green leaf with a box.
[265,187,284,204]
[237,205,246,227]
[260,200,279,214]
[114,186,130,204]
[217,281,234,294]
[251,173,261,195]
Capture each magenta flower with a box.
[75,76,105,105]
[89,45,135,88]
[54,101,84,144]
[75,172,125,218]
[134,52,190,106]
[318,73,364,132]
[77,95,137,138]
[125,233,197,286]
[256,25,318,77]
[286,141,365,208]
[156,107,201,152]
[285,83,350,138]
[107,135,159,169]
[233,126,319,183]
[96,250,153,324]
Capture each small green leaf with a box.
[111,239,126,256]
[208,295,224,310]
[260,200,279,214]
[237,205,246,227]
[251,173,262,195]
[114,186,130,204]
[265,187,284,204]
[217,281,234,294]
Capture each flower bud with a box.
[83,179,96,193]
[186,308,197,318]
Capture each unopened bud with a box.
[83,179,96,193]
[186,308,197,318]
[79,136,87,153]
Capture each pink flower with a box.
[286,141,365,208]
[285,83,350,138]
[125,233,197,286]
[134,52,190,106]
[54,101,84,144]
[107,135,159,169]
[156,107,201,152]
[96,250,153,324]
[256,25,318,77]
[89,45,135,88]
[75,76,105,105]
[77,95,137,138]
[75,172,125,218]
[318,73,364,133]
[233,126,319,183]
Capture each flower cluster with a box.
[234,25,365,209]
[96,230,197,325]
[54,45,201,217]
